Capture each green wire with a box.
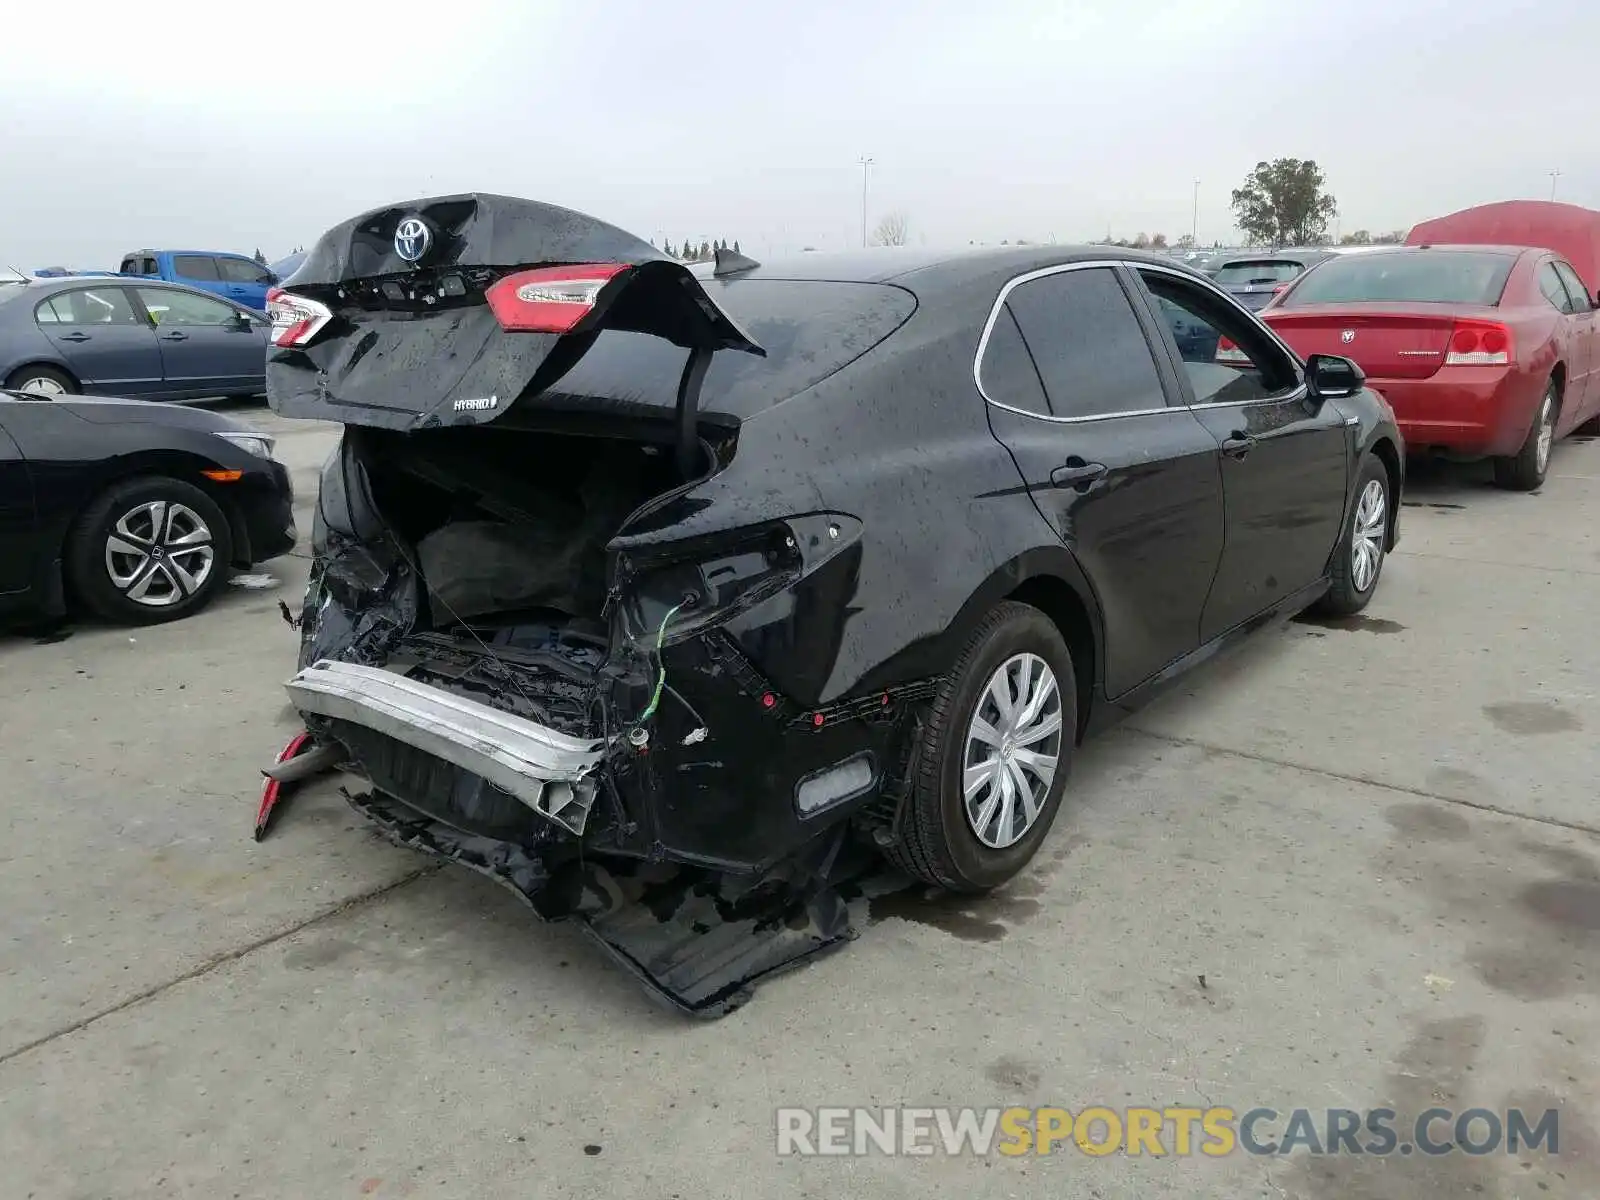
[636,602,684,724]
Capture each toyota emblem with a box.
[1340,329,1356,344]
[394,216,433,264]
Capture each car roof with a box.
[7,275,257,305]
[122,249,256,258]
[688,243,1204,290]
[1324,244,1528,258]
[1215,248,1331,264]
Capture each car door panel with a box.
[1129,265,1350,641]
[1186,397,1350,637]
[1552,260,1599,422]
[0,414,36,595]
[134,287,269,396]
[980,264,1226,698]
[33,285,163,394]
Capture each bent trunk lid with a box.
[267,193,762,431]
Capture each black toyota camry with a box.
[0,392,295,625]
[268,193,1402,1014]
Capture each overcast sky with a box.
[3,0,1596,268]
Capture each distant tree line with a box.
[1092,232,1173,250]
[1337,229,1407,246]
[662,237,741,262]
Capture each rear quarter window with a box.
[1287,252,1514,306]
[548,279,917,417]
[977,306,1050,415]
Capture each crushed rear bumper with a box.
[347,788,856,1017]
[285,659,606,835]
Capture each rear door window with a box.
[172,255,221,282]
[1001,267,1167,419]
[1537,262,1572,313]
[1553,261,1593,314]
[35,287,140,326]
[1286,252,1514,305]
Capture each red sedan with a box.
[1251,245,1600,490]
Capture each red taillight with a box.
[1443,319,1513,367]
[266,286,332,348]
[485,264,629,333]
[1215,335,1250,364]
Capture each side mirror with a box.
[1305,353,1364,400]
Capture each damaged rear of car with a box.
[271,194,957,1014]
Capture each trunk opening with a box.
[351,420,728,636]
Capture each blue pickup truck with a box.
[114,250,278,312]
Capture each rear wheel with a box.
[888,601,1076,892]
[1493,382,1557,491]
[5,365,76,396]
[66,476,233,625]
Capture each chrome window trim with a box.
[973,258,1311,424]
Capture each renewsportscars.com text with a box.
[775,1105,1560,1158]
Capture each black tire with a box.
[887,601,1077,892]
[1311,452,1390,617]
[1493,381,1558,491]
[5,364,76,396]
[65,476,233,625]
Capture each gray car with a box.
[0,275,269,401]
[1208,248,1334,311]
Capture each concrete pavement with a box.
[1,417,1595,1199]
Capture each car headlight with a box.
[214,431,275,458]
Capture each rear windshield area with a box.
[548,278,916,418]
[1287,251,1514,306]
[1212,260,1307,285]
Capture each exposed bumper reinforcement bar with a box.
[285,659,608,835]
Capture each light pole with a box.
[1549,169,1562,201]
[1191,179,1200,244]
[859,156,875,247]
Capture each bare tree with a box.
[870,211,909,247]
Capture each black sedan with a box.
[0,391,295,625]
[0,274,270,401]
[264,193,1403,1013]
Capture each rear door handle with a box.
[159,331,189,341]
[60,332,90,343]
[1050,459,1108,491]
[1221,434,1255,459]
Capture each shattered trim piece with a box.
[286,659,607,834]
[346,789,858,1018]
